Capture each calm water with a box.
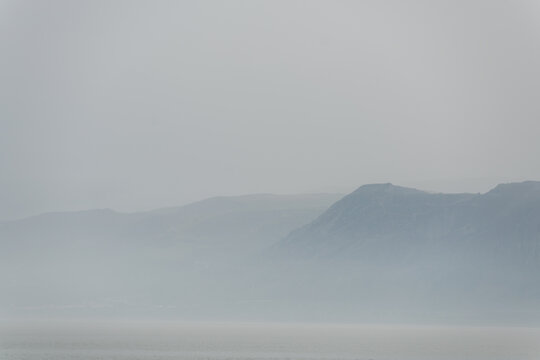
[1,321,539,360]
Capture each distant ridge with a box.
[281,181,540,258]
[3,182,540,323]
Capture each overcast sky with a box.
[1,0,540,220]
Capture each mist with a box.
[2,1,540,359]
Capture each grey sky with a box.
[1,0,540,220]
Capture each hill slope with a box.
[0,193,342,315]
[281,182,540,261]
[262,181,540,323]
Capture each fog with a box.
[2,181,540,325]
[2,0,540,221]
[3,5,540,360]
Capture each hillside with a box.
[0,193,341,316]
[281,182,540,261]
[260,181,540,323]
[3,182,540,323]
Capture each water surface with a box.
[1,320,539,360]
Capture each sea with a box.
[0,320,539,360]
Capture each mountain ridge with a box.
[282,181,540,256]
[3,182,540,322]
